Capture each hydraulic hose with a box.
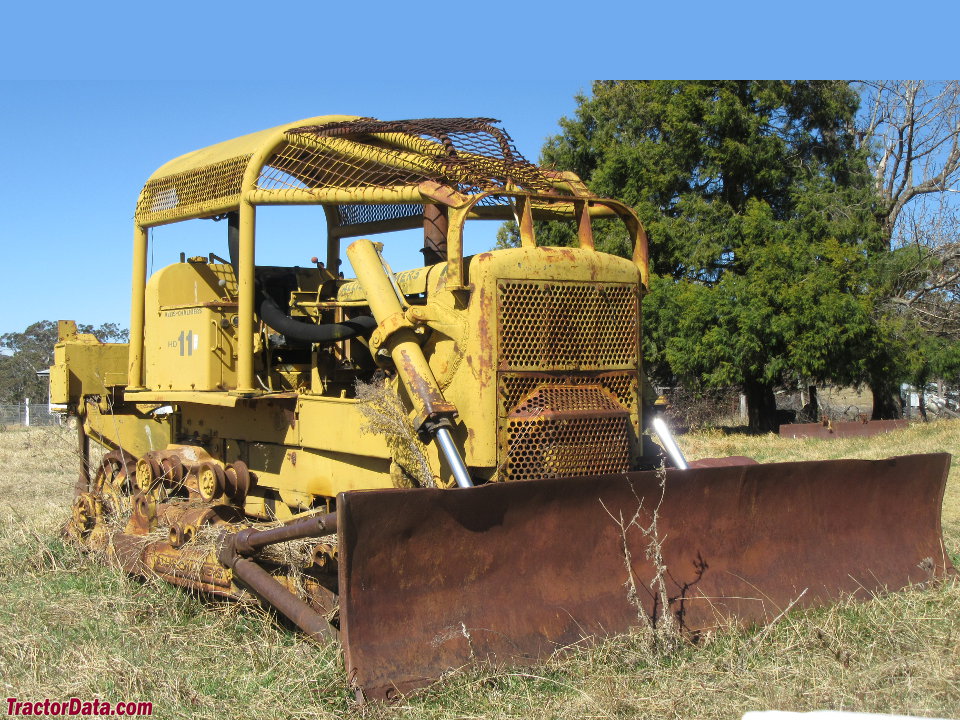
[258,293,376,345]
[226,212,374,346]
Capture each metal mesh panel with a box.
[258,137,418,191]
[498,372,638,417]
[135,117,578,227]
[500,385,633,482]
[265,118,559,196]
[512,385,625,415]
[475,194,515,207]
[337,204,424,226]
[136,155,252,225]
[498,282,639,370]
[503,396,631,482]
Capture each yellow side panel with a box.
[180,396,393,497]
[181,400,298,445]
[84,402,173,458]
[244,443,393,500]
[297,396,391,457]
[147,308,224,390]
[50,342,129,404]
[143,262,238,392]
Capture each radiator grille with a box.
[497,281,638,370]
[498,371,638,417]
[504,415,631,481]
[501,386,631,482]
[513,385,625,414]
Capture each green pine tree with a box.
[540,81,883,431]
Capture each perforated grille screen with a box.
[502,386,631,482]
[512,384,626,415]
[498,372,638,417]
[497,282,639,371]
[495,279,640,482]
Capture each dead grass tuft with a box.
[355,374,434,488]
[602,463,682,654]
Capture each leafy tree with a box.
[540,81,882,431]
[862,235,960,417]
[882,315,960,420]
[0,321,128,404]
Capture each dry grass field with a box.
[0,423,958,719]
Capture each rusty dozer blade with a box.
[337,453,954,699]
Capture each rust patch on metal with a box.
[337,453,953,699]
[147,542,234,591]
[395,348,456,425]
[125,492,157,535]
[780,419,910,439]
[500,385,631,481]
[472,282,495,392]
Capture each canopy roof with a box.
[135,115,595,229]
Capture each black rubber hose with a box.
[226,214,373,345]
[258,293,376,344]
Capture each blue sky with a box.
[0,79,592,334]
[1,0,957,335]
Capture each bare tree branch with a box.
[857,80,960,245]
[884,200,960,337]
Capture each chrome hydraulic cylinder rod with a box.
[434,427,474,488]
[652,416,689,470]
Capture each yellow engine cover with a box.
[143,261,239,392]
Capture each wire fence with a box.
[0,403,65,428]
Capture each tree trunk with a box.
[744,378,779,433]
[800,384,819,422]
[869,374,903,420]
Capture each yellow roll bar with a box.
[126,116,650,394]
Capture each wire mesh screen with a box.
[0,403,64,427]
[136,155,253,225]
[258,136,419,192]
[135,117,579,227]
[261,118,562,200]
[337,203,424,226]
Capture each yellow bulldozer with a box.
[54,115,953,699]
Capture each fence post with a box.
[24,398,30,427]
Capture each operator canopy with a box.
[135,115,596,229]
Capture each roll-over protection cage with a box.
[127,116,649,396]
